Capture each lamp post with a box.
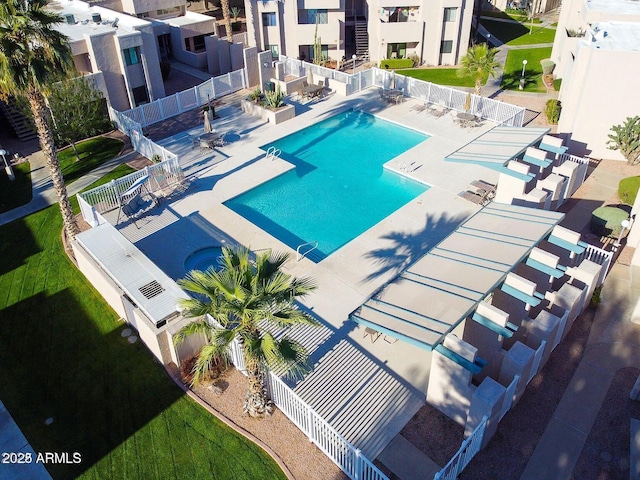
[519,60,528,90]
[352,54,357,74]
[0,149,14,181]
[614,219,631,251]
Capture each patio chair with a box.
[318,80,324,88]
[458,190,486,206]
[363,327,381,344]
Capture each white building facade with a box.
[243,0,474,66]
[551,0,640,159]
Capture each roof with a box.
[76,222,187,327]
[586,0,640,16]
[445,126,550,180]
[584,22,640,51]
[350,203,564,351]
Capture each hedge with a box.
[380,58,414,70]
[590,206,629,238]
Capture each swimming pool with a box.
[225,110,429,261]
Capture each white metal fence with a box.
[76,157,183,226]
[576,244,614,286]
[266,372,389,480]
[433,416,488,480]
[117,69,246,128]
[554,153,590,196]
[278,56,525,126]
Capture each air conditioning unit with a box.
[64,14,75,24]
[92,12,102,23]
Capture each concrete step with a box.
[378,434,441,480]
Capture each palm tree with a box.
[221,0,233,42]
[176,246,318,417]
[0,0,78,240]
[458,44,502,96]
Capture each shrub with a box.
[151,154,162,163]
[590,286,602,309]
[618,176,640,206]
[540,58,555,75]
[590,205,629,238]
[380,58,414,69]
[545,99,561,124]
[247,86,263,103]
[263,85,285,108]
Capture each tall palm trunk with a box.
[221,0,233,42]
[243,346,273,417]
[28,88,78,241]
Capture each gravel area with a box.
[191,368,348,480]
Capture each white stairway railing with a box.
[433,416,488,480]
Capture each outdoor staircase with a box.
[355,21,369,61]
[0,97,37,142]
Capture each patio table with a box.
[301,84,323,99]
[199,132,222,148]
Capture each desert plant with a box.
[230,6,240,20]
[608,116,640,165]
[312,18,325,65]
[590,286,602,309]
[151,154,162,163]
[264,85,285,108]
[540,59,555,75]
[247,86,263,103]
[545,99,561,124]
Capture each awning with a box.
[350,203,564,351]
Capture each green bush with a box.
[618,176,640,206]
[546,99,561,124]
[540,58,555,75]
[590,206,629,238]
[380,58,414,70]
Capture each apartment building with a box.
[551,0,640,159]
[51,0,218,110]
[244,0,474,66]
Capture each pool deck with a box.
[105,88,509,460]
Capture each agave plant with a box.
[264,85,285,109]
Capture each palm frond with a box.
[173,317,212,345]
[190,344,225,386]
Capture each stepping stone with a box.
[121,328,132,337]
[128,335,138,344]
[44,417,54,426]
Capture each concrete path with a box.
[379,434,440,480]
[0,401,52,480]
[0,150,140,227]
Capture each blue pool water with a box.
[225,110,429,261]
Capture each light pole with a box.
[352,54,357,74]
[614,219,631,251]
[0,149,14,181]
[519,60,528,90]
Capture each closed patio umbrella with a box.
[203,108,212,133]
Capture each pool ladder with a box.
[296,240,319,261]
[266,146,282,161]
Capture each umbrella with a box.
[203,108,212,133]
[307,68,314,86]
[463,92,471,112]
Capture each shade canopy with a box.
[351,203,564,351]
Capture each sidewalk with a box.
[0,149,141,227]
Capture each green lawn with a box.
[0,162,32,213]
[59,136,123,184]
[396,68,478,88]
[482,19,555,45]
[501,47,552,92]
[0,206,287,479]
[619,176,640,206]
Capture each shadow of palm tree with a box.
[364,211,469,283]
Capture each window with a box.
[444,7,457,22]
[132,85,149,106]
[387,43,406,59]
[184,34,207,53]
[388,7,410,23]
[266,44,279,59]
[156,6,181,16]
[440,40,453,54]
[262,12,277,26]
[123,47,140,66]
[298,9,328,24]
[299,44,328,62]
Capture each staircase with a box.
[355,21,369,61]
[0,98,37,142]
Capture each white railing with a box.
[265,372,389,480]
[278,56,525,126]
[76,157,183,225]
[118,69,246,128]
[576,244,614,286]
[499,375,519,421]
[433,415,488,480]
